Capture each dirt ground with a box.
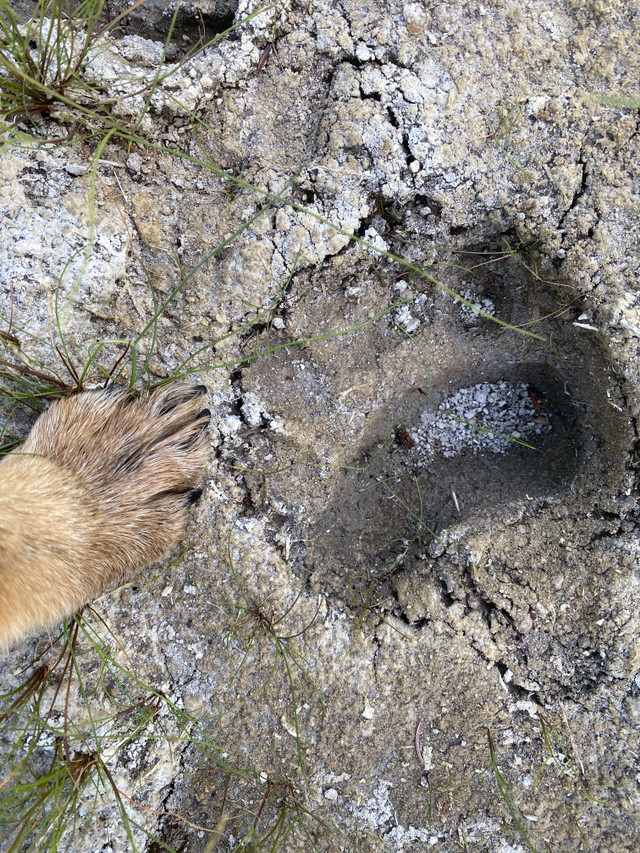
[1,1,639,851]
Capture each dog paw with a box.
[22,383,210,576]
[0,384,210,645]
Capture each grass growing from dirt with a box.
[486,728,546,853]
[467,87,539,183]
[534,712,604,807]
[222,528,324,788]
[0,0,162,138]
[1,608,211,852]
[0,603,339,852]
[0,0,275,141]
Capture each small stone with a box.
[428,540,446,558]
[126,153,143,173]
[403,2,428,34]
[362,700,375,720]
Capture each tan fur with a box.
[0,385,209,647]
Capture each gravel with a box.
[410,381,552,460]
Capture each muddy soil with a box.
[1,1,639,851]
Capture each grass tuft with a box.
[0,0,275,142]
[486,727,545,853]
[0,0,149,138]
[0,601,338,851]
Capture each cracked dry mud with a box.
[1,0,639,851]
